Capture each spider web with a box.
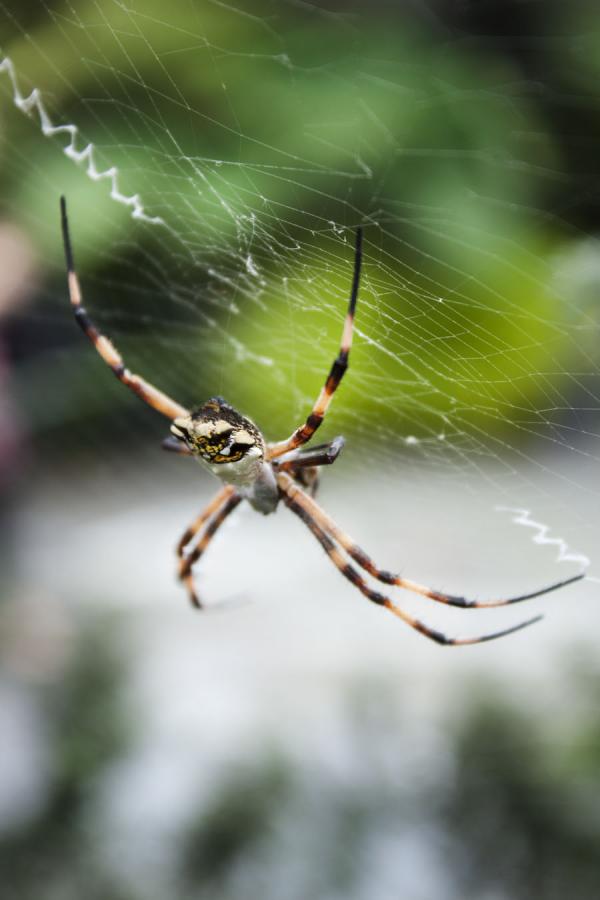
[2,0,599,588]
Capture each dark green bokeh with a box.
[2,0,598,455]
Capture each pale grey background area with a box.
[2,445,598,896]
[9,447,597,706]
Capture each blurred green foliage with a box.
[438,698,600,900]
[1,0,598,452]
[180,757,291,888]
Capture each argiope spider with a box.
[60,197,583,646]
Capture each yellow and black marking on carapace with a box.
[61,197,585,641]
[170,397,264,465]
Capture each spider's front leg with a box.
[162,435,194,455]
[268,228,362,461]
[176,486,241,608]
[274,436,345,497]
[60,197,189,421]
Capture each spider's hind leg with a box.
[176,485,240,608]
[277,472,554,647]
[277,471,584,611]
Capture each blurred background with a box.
[1,1,600,897]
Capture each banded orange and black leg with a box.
[60,197,189,421]
[277,474,582,645]
[268,229,362,460]
[277,473,583,610]
[178,489,242,608]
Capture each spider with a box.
[60,196,583,646]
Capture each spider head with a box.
[170,396,265,466]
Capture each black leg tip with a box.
[60,196,75,272]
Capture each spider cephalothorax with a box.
[61,196,584,644]
[172,397,264,465]
[171,396,277,510]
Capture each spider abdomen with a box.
[240,462,279,515]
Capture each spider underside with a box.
[60,196,584,646]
